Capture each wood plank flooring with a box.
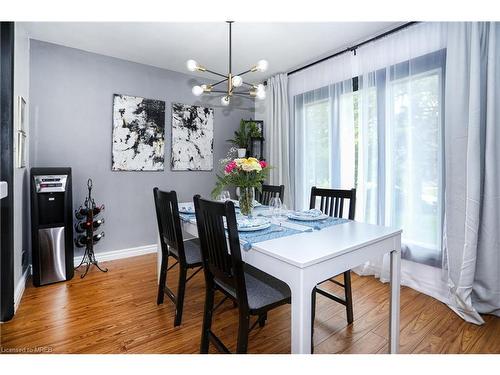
[1,254,499,354]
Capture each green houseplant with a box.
[227,120,262,157]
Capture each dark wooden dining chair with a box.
[255,184,285,205]
[193,195,291,354]
[153,187,203,326]
[309,186,356,352]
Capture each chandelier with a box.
[186,21,267,106]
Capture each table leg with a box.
[290,278,314,354]
[389,248,401,354]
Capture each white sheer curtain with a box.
[293,80,354,209]
[291,53,354,210]
[289,22,500,322]
[263,74,293,208]
[353,23,449,304]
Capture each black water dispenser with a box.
[31,167,74,286]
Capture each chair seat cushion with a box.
[216,264,291,313]
[167,238,202,265]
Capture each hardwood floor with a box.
[1,254,499,354]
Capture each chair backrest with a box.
[309,187,356,220]
[256,184,285,206]
[193,195,248,307]
[153,188,187,264]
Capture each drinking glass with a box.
[217,190,230,202]
[221,190,231,201]
[270,197,284,223]
[277,204,288,223]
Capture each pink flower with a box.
[259,160,267,168]
[224,161,237,174]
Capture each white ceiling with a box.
[21,22,401,82]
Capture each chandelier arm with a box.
[211,78,229,87]
[210,90,230,94]
[235,69,253,77]
[232,91,252,96]
[204,69,229,79]
[241,81,258,88]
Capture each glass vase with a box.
[238,187,254,217]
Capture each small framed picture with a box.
[16,96,27,168]
[17,96,26,132]
[17,131,26,168]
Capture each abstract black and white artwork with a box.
[171,103,214,171]
[112,94,166,171]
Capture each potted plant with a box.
[227,120,262,158]
[212,157,269,217]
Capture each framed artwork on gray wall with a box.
[171,103,214,171]
[112,94,166,171]
[16,96,27,168]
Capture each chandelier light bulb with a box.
[186,59,198,72]
[255,59,268,72]
[232,75,243,87]
[256,89,266,100]
[192,85,204,96]
[221,96,231,106]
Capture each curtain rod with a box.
[286,21,419,77]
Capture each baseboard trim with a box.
[14,266,30,313]
[73,243,158,267]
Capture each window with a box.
[386,68,442,263]
[304,99,331,190]
[295,49,445,267]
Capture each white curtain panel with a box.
[288,22,500,323]
[443,22,500,323]
[264,73,293,208]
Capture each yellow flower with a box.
[234,158,245,167]
[241,158,262,172]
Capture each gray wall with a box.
[13,24,31,299]
[29,40,254,255]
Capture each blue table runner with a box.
[178,209,349,251]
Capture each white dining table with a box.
[157,206,402,354]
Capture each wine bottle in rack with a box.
[75,206,88,220]
[74,221,88,233]
[75,218,105,233]
[92,204,105,216]
[93,232,105,243]
[74,232,105,247]
[74,235,89,247]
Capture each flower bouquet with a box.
[212,156,269,216]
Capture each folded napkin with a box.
[230,199,261,208]
[291,209,323,217]
[179,205,195,214]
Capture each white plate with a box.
[287,213,329,221]
[237,217,271,232]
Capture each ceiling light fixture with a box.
[187,21,267,106]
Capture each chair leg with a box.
[344,271,354,324]
[236,312,250,354]
[200,283,215,354]
[157,252,168,305]
[258,312,267,327]
[174,266,187,326]
[311,287,316,354]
